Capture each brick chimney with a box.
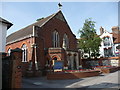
[112,26,120,34]
[100,26,104,35]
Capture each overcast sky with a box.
[1,2,118,38]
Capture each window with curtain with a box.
[103,37,111,46]
[52,30,60,47]
[21,44,27,62]
[104,48,113,57]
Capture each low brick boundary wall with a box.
[95,67,119,73]
[47,70,101,80]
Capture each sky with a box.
[1,2,118,38]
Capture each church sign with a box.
[53,61,63,69]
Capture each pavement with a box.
[22,70,120,89]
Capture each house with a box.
[99,26,120,57]
[0,17,13,52]
[6,10,81,76]
[112,26,120,56]
[99,26,115,57]
[0,17,13,89]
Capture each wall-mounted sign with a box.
[53,61,63,69]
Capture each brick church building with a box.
[6,10,81,76]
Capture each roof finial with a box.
[58,2,62,10]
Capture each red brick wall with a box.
[6,38,32,76]
[38,18,77,49]
[35,17,77,69]
[10,49,22,88]
[47,71,100,80]
[36,37,45,69]
[5,16,78,74]
[6,38,33,62]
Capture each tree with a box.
[78,18,102,58]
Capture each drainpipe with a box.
[33,25,38,70]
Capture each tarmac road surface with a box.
[22,70,120,89]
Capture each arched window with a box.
[52,30,60,47]
[103,37,111,46]
[21,44,27,62]
[7,48,11,56]
[62,34,69,49]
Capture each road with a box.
[22,70,120,89]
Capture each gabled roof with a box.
[7,10,66,44]
[0,17,13,29]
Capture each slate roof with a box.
[6,11,57,44]
[0,17,13,29]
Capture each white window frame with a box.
[103,37,111,46]
[21,44,27,62]
[63,34,69,49]
[52,30,60,47]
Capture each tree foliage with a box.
[78,18,102,58]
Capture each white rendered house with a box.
[0,17,13,52]
[99,27,115,57]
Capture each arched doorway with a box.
[51,55,63,72]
